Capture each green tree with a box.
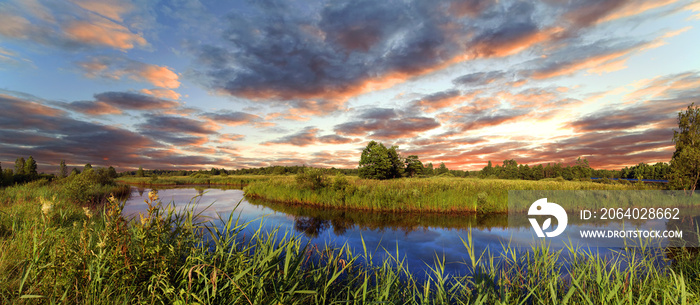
[107,166,118,178]
[59,160,68,178]
[481,160,494,178]
[24,156,37,178]
[136,166,145,177]
[404,155,423,177]
[83,163,92,172]
[669,103,700,193]
[358,141,403,180]
[573,157,591,179]
[437,162,449,175]
[424,163,435,176]
[14,157,25,176]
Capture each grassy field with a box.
[244,175,656,213]
[2,179,700,303]
[116,174,277,187]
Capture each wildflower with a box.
[40,197,54,217]
[148,190,159,202]
[83,207,93,219]
[139,213,149,226]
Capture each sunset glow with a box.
[1,0,698,172]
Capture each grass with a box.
[1,180,700,303]
[244,176,656,214]
[116,174,278,187]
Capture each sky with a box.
[1,0,699,173]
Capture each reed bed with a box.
[244,176,653,213]
[1,181,698,304]
[117,175,277,187]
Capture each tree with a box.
[107,166,118,178]
[14,157,25,176]
[59,160,68,178]
[669,103,700,193]
[24,156,37,177]
[136,166,145,177]
[83,163,92,172]
[437,162,449,175]
[404,155,423,177]
[358,141,403,180]
[481,161,494,178]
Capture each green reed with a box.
[0,180,698,304]
[244,176,654,214]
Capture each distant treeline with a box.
[477,159,670,181]
[0,156,118,187]
[118,159,670,182]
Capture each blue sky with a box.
[1,0,699,172]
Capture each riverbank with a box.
[1,179,700,303]
[244,176,655,213]
[116,174,277,187]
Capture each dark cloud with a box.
[203,111,265,126]
[63,91,180,115]
[410,89,462,112]
[262,127,356,146]
[188,0,582,111]
[137,115,218,136]
[0,93,172,170]
[452,71,506,86]
[335,108,440,139]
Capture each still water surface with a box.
[123,187,695,276]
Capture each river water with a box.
[123,186,698,276]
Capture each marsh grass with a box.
[244,176,654,213]
[1,181,699,304]
[117,175,276,188]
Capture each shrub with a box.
[295,168,327,190]
[332,173,349,191]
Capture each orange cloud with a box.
[468,27,564,59]
[71,0,133,22]
[78,56,180,89]
[64,19,146,50]
[597,0,679,24]
[134,65,180,89]
[140,88,181,100]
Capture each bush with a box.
[331,173,349,191]
[295,168,327,191]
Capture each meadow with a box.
[2,178,700,304]
[243,175,657,213]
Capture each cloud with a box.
[63,91,180,115]
[0,93,170,169]
[262,127,356,146]
[137,115,219,136]
[410,89,463,113]
[188,0,572,112]
[202,111,271,127]
[453,71,507,87]
[218,133,245,142]
[140,88,181,100]
[77,56,180,89]
[0,0,148,51]
[334,107,440,139]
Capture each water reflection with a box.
[123,186,700,277]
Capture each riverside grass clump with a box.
[117,174,275,187]
[1,181,700,303]
[244,176,654,213]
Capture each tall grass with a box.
[1,181,699,303]
[244,176,654,213]
[117,175,277,187]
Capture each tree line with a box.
[0,157,117,187]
